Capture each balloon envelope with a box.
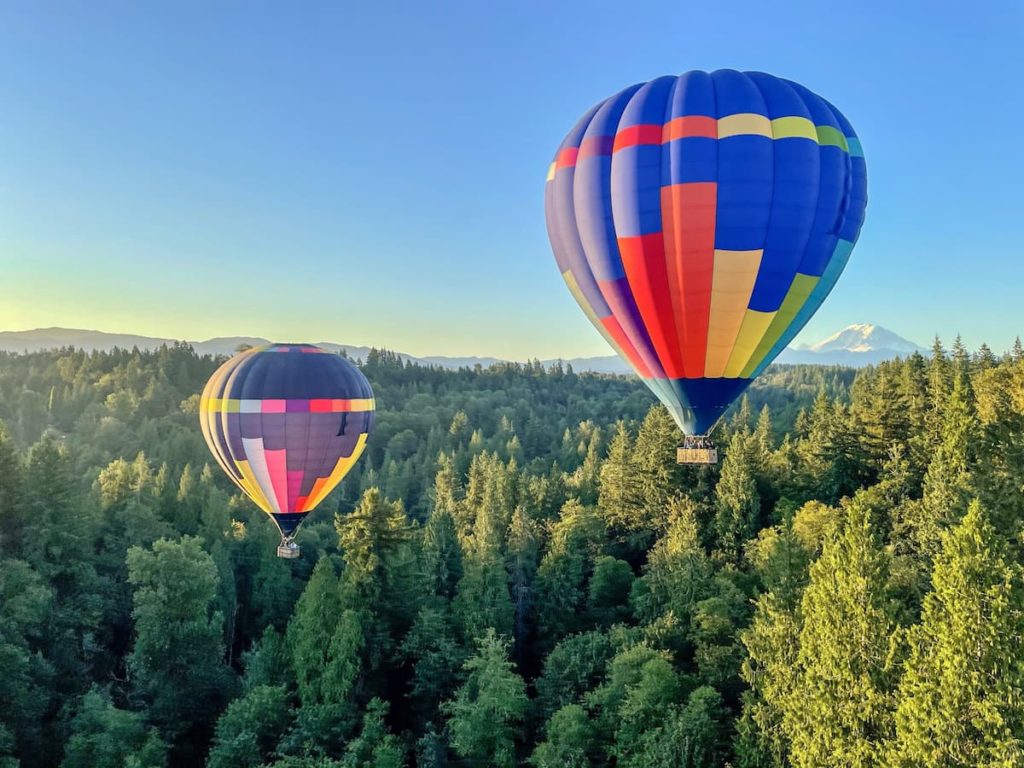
[199,344,374,536]
[545,69,867,434]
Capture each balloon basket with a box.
[677,436,717,465]
[277,539,301,559]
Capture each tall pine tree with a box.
[887,501,1024,766]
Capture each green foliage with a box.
[715,431,761,561]
[529,704,595,768]
[0,558,54,767]
[0,343,1022,767]
[611,654,687,763]
[534,629,614,724]
[263,758,343,768]
[442,629,528,768]
[453,460,516,641]
[401,603,465,726]
[284,556,365,754]
[534,499,605,645]
[287,559,342,708]
[586,556,634,626]
[739,591,802,768]
[585,643,674,739]
[0,421,24,554]
[239,628,292,692]
[887,501,1024,766]
[620,685,728,768]
[597,422,643,533]
[420,505,462,600]
[62,688,168,768]
[127,536,234,759]
[631,496,713,629]
[690,575,749,691]
[632,406,687,531]
[338,698,405,768]
[782,499,899,768]
[206,685,291,768]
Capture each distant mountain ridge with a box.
[0,324,924,371]
[0,328,536,370]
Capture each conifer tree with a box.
[506,506,540,650]
[529,704,595,768]
[584,643,675,755]
[442,629,528,768]
[0,421,24,554]
[854,364,910,468]
[783,500,898,768]
[240,627,293,692]
[611,654,686,765]
[413,728,447,768]
[19,435,101,683]
[401,603,465,728]
[972,358,1024,536]
[339,698,405,768]
[287,558,341,709]
[632,406,686,527]
[454,468,515,641]
[951,335,970,378]
[336,488,417,653]
[126,536,234,761]
[573,427,602,505]
[420,505,463,601]
[622,686,729,768]
[587,555,634,627]
[534,499,605,646]
[974,342,996,370]
[737,591,801,768]
[896,370,976,563]
[753,405,774,467]
[899,352,930,475]
[797,391,864,502]
[62,688,168,768]
[733,395,755,432]
[714,431,761,561]
[206,685,292,768]
[887,501,1024,767]
[597,422,643,533]
[926,337,950,448]
[534,630,615,722]
[632,496,713,627]
[744,517,811,607]
[174,463,203,533]
[691,576,749,690]
[0,557,55,767]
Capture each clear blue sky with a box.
[1,1,1021,358]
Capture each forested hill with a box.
[0,339,1022,767]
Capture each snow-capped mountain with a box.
[778,324,926,366]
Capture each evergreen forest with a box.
[1,338,1023,768]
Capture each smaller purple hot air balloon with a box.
[199,344,375,558]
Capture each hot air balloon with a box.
[199,344,374,557]
[545,70,866,463]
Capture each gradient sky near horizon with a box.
[1,1,1022,359]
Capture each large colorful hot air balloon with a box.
[199,344,374,557]
[545,70,866,459]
